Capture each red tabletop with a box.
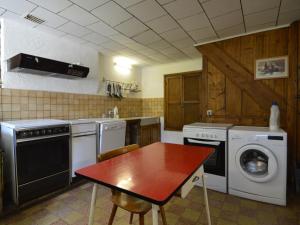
[75,142,214,205]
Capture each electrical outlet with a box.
[207,110,213,116]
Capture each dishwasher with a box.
[97,119,126,154]
[70,120,97,178]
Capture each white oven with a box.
[183,123,232,193]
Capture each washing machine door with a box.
[235,144,278,183]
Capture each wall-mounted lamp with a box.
[113,56,137,75]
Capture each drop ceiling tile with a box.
[101,40,127,51]
[133,30,161,45]
[123,42,147,50]
[148,39,172,50]
[241,0,280,15]
[114,0,144,8]
[178,13,210,31]
[62,34,87,44]
[211,10,243,30]
[70,0,110,11]
[163,0,203,19]
[1,11,37,27]
[278,9,300,25]
[188,26,216,41]
[245,8,278,27]
[217,23,245,38]
[82,32,109,44]
[114,17,148,37]
[280,0,300,13]
[160,28,189,42]
[146,15,178,33]
[158,46,182,55]
[139,48,159,55]
[127,0,166,22]
[87,21,118,36]
[202,0,240,18]
[29,0,72,13]
[59,5,98,26]
[109,34,135,44]
[172,38,195,48]
[57,22,91,37]
[0,8,5,15]
[36,25,66,37]
[194,36,217,44]
[31,7,67,28]
[0,0,36,15]
[246,22,276,32]
[91,1,132,26]
[157,0,176,5]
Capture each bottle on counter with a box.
[113,106,119,119]
[269,101,280,131]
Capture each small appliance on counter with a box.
[183,122,233,193]
[0,119,70,206]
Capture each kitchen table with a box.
[75,142,214,225]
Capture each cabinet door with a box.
[151,124,161,143]
[164,75,183,130]
[140,125,152,147]
[183,72,202,125]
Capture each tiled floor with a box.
[1,183,300,225]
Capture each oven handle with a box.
[16,133,69,143]
[187,138,221,146]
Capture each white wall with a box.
[1,19,100,94]
[141,58,202,98]
[98,54,142,98]
[141,58,203,144]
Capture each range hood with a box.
[7,53,89,79]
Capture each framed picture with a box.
[255,56,288,80]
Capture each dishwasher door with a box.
[72,132,97,177]
[99,120,126,154]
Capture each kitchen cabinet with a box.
[164,71,202,130]
[140,123,161,147]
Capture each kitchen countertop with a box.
[121,116,160,126]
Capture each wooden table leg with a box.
[88,183,98,225]
[201,174,212,225]
[151,204,159,225]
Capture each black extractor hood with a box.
[7,53,89,79]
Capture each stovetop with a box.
[1,119,69,130]
[183,122,233,130]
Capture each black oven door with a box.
[184,137,225,176]
[16,135,70,185]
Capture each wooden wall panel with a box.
[197,23,300,173]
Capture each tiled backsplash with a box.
[142,98,164,117]
[0,88,143,121]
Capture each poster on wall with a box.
[255,56,288,79]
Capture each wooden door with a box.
[182,72,201,125]
[164,75,183,130]
[164,71,202,130]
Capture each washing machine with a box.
[228,126,287,205]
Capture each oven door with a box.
[184,137,225,176]
[16,135,70,186]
